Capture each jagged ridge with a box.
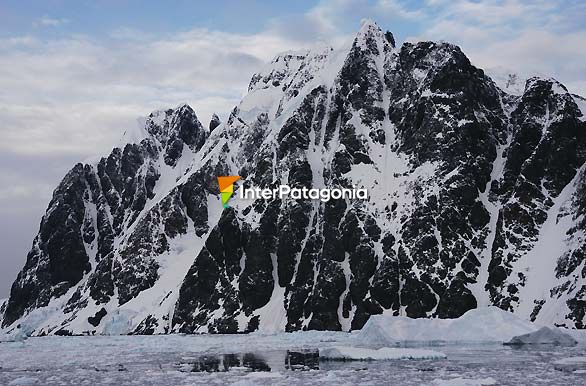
[2,20,586,335]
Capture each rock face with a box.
[0,299,6,327]
[2,21,586,335]
[209,113,221,132]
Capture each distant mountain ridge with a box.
[2,20,586,336]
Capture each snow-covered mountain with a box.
[2,21,586,336]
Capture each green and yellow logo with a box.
[217,176,240,208]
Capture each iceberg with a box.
[356,307,538,344]
[504,326,577,346]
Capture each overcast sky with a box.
[1,0,585,298]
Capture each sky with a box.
[0,0,585,298]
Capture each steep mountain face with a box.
[2,21,586,335]
[0,299,6,327]
[2,105,212,331]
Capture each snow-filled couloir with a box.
[2,20,586,336]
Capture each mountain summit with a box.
[2,22,586,335]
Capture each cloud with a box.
[1,1,584,176]
[1,0,583,194]
[0,27,322,157]
[0,149,89,298]
[298,0,423,40]
[33,16,69,28]
[375,0,425,19]
[408,0,586,96]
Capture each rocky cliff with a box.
[2,21,585,335]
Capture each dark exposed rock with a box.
[4,21,586,334]
[3,164,90,327]
[209,113,221,132]
[2,104,209,329]
[88,308,107,327]
[487,78,586,314]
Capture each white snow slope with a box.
[2,20,586,336]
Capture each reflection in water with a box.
[222,353,240,371]
[285,350,319,371]
[243,353,272,372]
[182,350,320,372]
[186,352,271,372]
[191,355,220,372]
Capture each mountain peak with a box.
[353,19,394,55]
[358,18,379,33]
[116,104,204,154]
[356,19,383,41]
[209,113,221,132]
[145,104,208,166]
[525,76,569,96]
[145,104,205,141]
[4,20,586,336]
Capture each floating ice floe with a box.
[7,376,41,386]
[356,307,538,344]
[431,377,497,385]
[504,326,577,346]
[554,357,586,365]
[553,356,586,373]
[319,346,446,361]
[0,331,27,343]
